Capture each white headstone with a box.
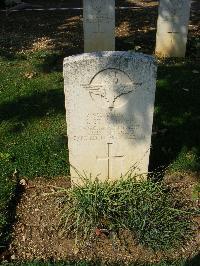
[155,0,191,57]
[64,52,157,183]
[83,0,115,52]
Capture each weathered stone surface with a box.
[83,0,115,52]
[155,0,191,57]
[64,52,157,183]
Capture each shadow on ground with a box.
[0,89,65,123]
[0,0,199,173]
[185,253,200,266]
[0,0,199,62]
[149,62,200,173]
[0,182,24,260]
[0,1,199,168]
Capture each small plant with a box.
[169,148,200,173]
[59,172,192,251]
[192,184,200,201]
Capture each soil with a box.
[0,0,199,264]
[4,173,199,264]
[0,0,199,57]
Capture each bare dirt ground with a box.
[0,0,200,264]
[6,174,200,264]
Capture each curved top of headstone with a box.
[63,50,157,181]
[63,51,156,67]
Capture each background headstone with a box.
[5,0,21,5]
[64,52,157,183]
[83,0,115,52]
[155,0,191,57]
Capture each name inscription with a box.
[72,113,145,142]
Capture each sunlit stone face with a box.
[83,0,115,52]
[156,0,191,57]
[63,52,157,184]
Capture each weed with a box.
[192,184,200,201]
[60,173,192,251]
[169,148,200,173]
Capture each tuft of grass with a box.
[169,147,200,173]
[60,173,193,251]
[192,183,200,201]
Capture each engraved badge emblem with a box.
[83,68,141,110]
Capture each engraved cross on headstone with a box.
[97,143,125,178]
[89,2,113,34]
[94,10,104,33]
[168,29,180,44]
[163,8,180,44]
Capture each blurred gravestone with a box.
[156,0,191,57]
[5,0,21,5]
[64,52,157,183]
[83,0,115,52]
